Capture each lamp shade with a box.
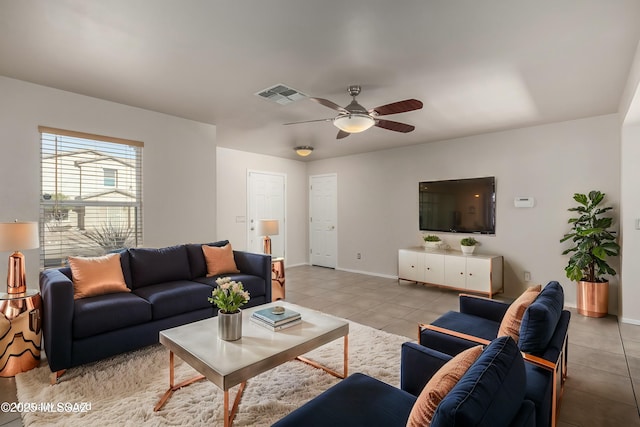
[0,222,39,251]
[333,114,375,133]
[256,219,279,236]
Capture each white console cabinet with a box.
[398,247,503,298]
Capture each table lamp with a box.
[256,219,279,255]
[0,221,39,294]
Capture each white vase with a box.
[218,309,242,341]
[424,241,441,250]
[460,245,476,255]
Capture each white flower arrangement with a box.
[208,277,250,314]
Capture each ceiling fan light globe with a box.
[333,114,375,133]
[294,146,314,156]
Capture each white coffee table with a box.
[153,301,349,427]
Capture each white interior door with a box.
[310,174,337,268]
[247,171,285,257]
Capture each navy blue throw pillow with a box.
[128,245,191,289]
[518,281,564,353]
[431,336,526,427]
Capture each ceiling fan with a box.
[284,85,423,139]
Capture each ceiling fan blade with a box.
[336,130,350,139]
[283,118,333,125]
[310,97,348,113]
[370,99,423,116]
[375,119,415,133]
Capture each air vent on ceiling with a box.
[255,84,307,105]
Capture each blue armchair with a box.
[419,281,570,427]
[273,336,535,427]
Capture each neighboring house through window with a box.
[39,126,143,268]
[104,168,117,187]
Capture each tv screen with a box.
[419,177,496,234]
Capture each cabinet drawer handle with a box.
[469,273,473,276]
[460,272,464,275]
[427,267,430,270]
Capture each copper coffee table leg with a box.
[224,381,247,427]
[154,351,206,412]
[296,334,348,379]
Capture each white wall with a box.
[216,147,308,267]
[307,115,621,310]
[620,41,640,323]
[0,76,217,286]
[621,123,640,323]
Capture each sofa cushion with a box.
[519,281,564,353]
[68,253,130,300]
[431,336,526,427]
[73,293,152,339]
[185,240,229,279]
[272,373,416,427]
[194,274,267,299]
[421,311,500,357]
[116,249,133,289]
[128,245,191,289]
[497,285,541,342]
[202,243,240,277]
[407,345,483,426]
[431,311,499,342]
[133,280,214,320]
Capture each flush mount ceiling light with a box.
[333,114,375,133]
[294,146,314,157]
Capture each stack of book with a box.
[250,307,302,331]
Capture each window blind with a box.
[39,127,143,268]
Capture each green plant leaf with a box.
[573,193,588,206]
[592,246,607,260]
[588,191,604,206]
[565,264,583,282]
[560,233,576,243]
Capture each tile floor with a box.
[2,265,639,426]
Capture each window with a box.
[39,126,143,268]
[103,168,117,187]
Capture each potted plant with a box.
[422,234,442,250]
[460,237,478,255]
[208,277,250,340]
[560,190,620,318]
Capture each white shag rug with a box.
[16,321,412,426]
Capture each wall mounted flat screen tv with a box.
[419,177,496,234]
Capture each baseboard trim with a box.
[335,267,397,280]
[284,262,308,268]
[620,317,640,326]
[291,263,398,280]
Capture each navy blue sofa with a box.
[39,241,271,379]
[273,336,536,427]
[419,281,570,427]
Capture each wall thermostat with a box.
[514,197,535,208]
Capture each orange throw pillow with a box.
[202,243,240,277]
[68,253,130,300]
[407,345,483,427]
[497,285,542,342]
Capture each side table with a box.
[271,257,285,301]
[0,289,42,377]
